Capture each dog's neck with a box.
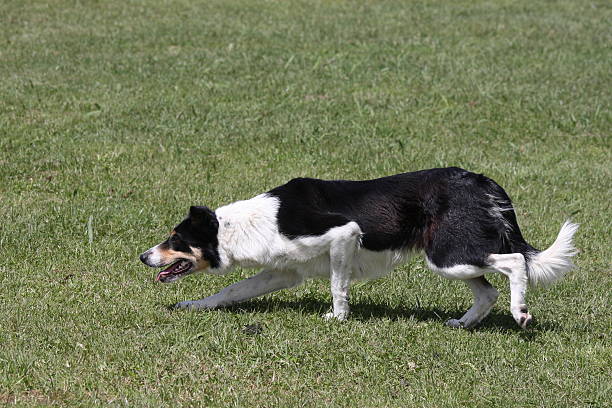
[213,194,281,271]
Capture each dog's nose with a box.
[139,253,147,264]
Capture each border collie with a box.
[140,167,578,329]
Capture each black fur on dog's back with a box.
[267,167,535,268]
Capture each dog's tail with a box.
[521,221,579,287]
[483,177,578,287]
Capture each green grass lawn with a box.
[1,0,610,406]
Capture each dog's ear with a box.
[188,206,219,230]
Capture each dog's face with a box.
[140,206,220,283]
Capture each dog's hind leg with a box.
[446,276,499,329]
[324,222,362,321]
[174,269,302,310]
[487,253,532,329]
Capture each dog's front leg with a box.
[174,269,302,310]
[324,223,361,321]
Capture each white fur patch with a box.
[486,193,514,234]
[527,220,579,287]
[425,258,487,280]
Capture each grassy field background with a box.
[1,0,610,406]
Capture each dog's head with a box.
[140,206,220,283]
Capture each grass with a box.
[0,0,610,406]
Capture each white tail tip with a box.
[527,220,579,287]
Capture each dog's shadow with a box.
[219,296,553,336]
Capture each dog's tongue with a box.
[156,261,182,281]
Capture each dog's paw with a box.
[516,312,533,329]
[173,300,214,310]
[173,301,197,310]
[445,319,464,329]
[173,297,221,311]
[512,306,533,329]
[323,311,349,321]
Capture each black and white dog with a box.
[140,167,578,329]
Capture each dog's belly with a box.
[296,248,412,281]
[353,248,413,280]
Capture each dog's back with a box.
[268,167,528,265]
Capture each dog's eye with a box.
[169,234,181,244]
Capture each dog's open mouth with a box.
[156,260,193,283]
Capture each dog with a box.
[140,167,578,329]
